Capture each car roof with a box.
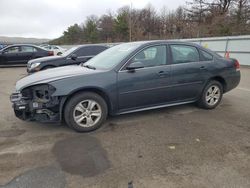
[1,44,40,49]
[126,40,220,57]
[74,44,110,49]
[1,44,48,51]
[5,44,39,47]
[115,40,216,54]
[124,40,201,47]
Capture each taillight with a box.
[48,51,54,56]
[234,60,240,71]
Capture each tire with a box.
[57,52,62,56]
[197,80,223,109]
[41,65,55,70]
[64,92,108,132]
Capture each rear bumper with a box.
[224,71,241,93]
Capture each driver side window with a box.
[131,45,167,68]
[4,46,20,54]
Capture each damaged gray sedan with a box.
[10,41,240,132]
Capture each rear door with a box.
[19,46,37,64]
[169,44,211,102]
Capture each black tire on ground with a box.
[57,52,62,55]
[41,65,55,70]
[64,92,108,132]
[197,80,223,109]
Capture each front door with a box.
[2,46,22,65]
[117,45,171,112]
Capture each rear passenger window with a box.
[4,46,20,54]
[93,46,108,54]
[75,47,86,56]
[170,45,199,64]
[200,50,213,61]
[21,46,37,52]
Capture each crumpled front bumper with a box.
[10,92,30,120]
[10,92,60,122]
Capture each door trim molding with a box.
[119,81,203,95]
[117,100,196,115]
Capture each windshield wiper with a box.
[82,64,96,70]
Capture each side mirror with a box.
[71,54,77,60]
[126,61,144,71]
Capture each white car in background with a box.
[40,44,67,56]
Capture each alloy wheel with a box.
[73,100,102,128]
[205,85,221,106]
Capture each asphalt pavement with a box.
[0,67,249,188]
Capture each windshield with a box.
[62,46,78,57]
[84,43,142,70]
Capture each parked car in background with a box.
[39,44,50,48]
[40,45,66,56]
[0,44,7,50]
[27,44,109,73]
[10,41,240,132]
[0,44,53,67]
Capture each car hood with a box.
[16,65,100,91]
[28,55,64,65]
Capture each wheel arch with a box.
[59,87,113,121]
[209,76,227,93]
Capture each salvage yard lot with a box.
[0,67,250,188]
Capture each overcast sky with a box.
[0,0,184,39]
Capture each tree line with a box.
[50,0,250,45]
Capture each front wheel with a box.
[197,80,223,109]
[64,92,108,132]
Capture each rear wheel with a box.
[64,92,108,132]
[197,80,223,109]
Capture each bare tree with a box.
[99,12,115,42]
[231,0,250,34]
[50,1,250,44]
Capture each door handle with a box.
[157,71,169,77]
[200,66,206,70]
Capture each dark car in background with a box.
[0,44,53,67]
[10,41,240,132]
[0,44,7,50]
[27,44,109,73]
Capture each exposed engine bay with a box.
[11,84,61,122]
